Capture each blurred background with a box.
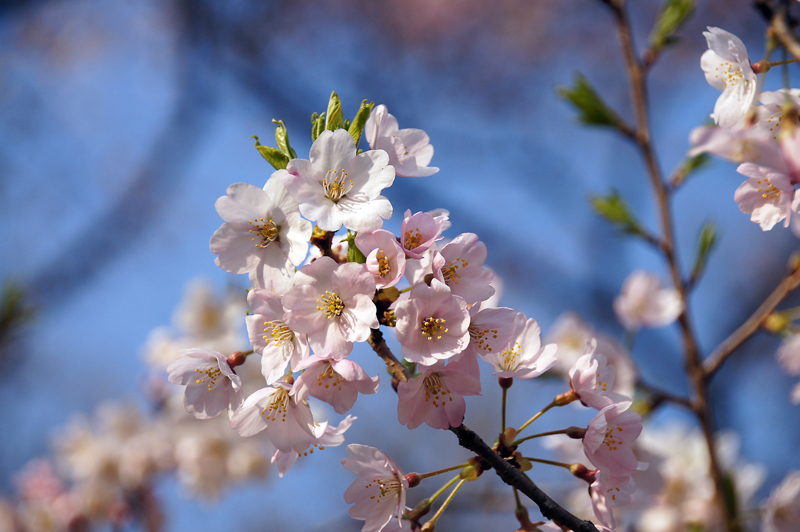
[1,0,798,530]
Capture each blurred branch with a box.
[704,260,800,378]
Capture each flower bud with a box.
[459,463,480,481]
[406,473,421,488]
[554,390,578,406]
[226,351,248,368]
[569,463,598,484]
[765,312,791,334]
[751,60,771,74]
[421,521,436,532]
[514,452,532,472]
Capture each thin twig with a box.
[704,262,800,378]
[367,328,411,383]
[772,9,800,62]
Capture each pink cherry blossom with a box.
[569,339,629,410]
[701,27,757,128]
[394,279,470,365]
[397,359,481,430]
[434,233,495,304]
[292,355,379,414]
[450,305,517,380]
[583,402,643,477]
[400,209,447,259]
[283,257,378,359]
[342,444,409,532]
[284,129,395,232]
[272,415,356,477]
[355,229,406,289]
[245,288,309,384]
[762,470,800,532]
[613,271,683,331]
[689,124,779,165]
[590,472,636,529]
[229,381,315,453]
[167,348,244,419]
[365,104,439,177]
[479,312,557,379]
[210,175,311,293]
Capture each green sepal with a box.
[252,135,289,170]
[345,230,367,264]
[325,91,345,131]
[349,99,375,147]
[557,74,625,130]
[589,190,645,236]
[311,112,326,141]
[272,119,297,159]
[649,0,695,52]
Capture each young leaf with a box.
[272,119,297,159]
[690,220,717,286]
[349,99,375,147]
[311,112,326,141]
[345,231,367,264]
[589,190,645,236]
[325,91,345,131]
[649,0,695,52]
[671,152,711,189]
[557,74,626,131]
[252,135,289,170]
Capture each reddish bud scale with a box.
[406,473,421,488]
[226,351,248,368]
[569,463,598,484]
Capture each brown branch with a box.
[450,425,598,532]
[772,9,800,62]
[604,1,736,529]
[367,328,411,383]
[704,262,800,378]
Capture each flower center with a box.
[403,228,424,250]
[262,320,295,347]
[715,61,745,89]
[316,363,345,390]
[317,291,344,318]
[365,475,402,501]
[603,425,624,451]
[261,389,289,422]
[499,342,521,371]
[248,218,280,248]
[194,365,223,391]
[594,372,609,393]
[442,258,468,286]
[323,168,352,202]
[469,324,500,353]
[755,178,781,200]
[423,372,452,408]
[376,250,391,276]
[421,317,448,340]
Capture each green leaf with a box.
[649,0,695,52]
[671,152,711,189]
[272,119,297,159]
[345,231,367,264]
[348,99,375,147]
[557,74,625,130]
[311,112,326,141]
[691,220,717,283]
[589,190,645,236]
[252,135,289,170]
[325,91,345,131]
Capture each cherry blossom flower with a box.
[283,257,378,359]
[229,381,315,453]
[762,470,800,532]
[365,104,439,177]
[569,339,629,410]
[434,233,495,305]
[167,349,244,419]
[479,312,557,379]
[210,176,311,293]
[342,444,409,532]
[394,279,470,365]
[451,305,517,379]
[613,271,683,331]
[397,359,481,430]
[355,229,406,288]
[272,415,356,477]
[689,124,779,165]
[245,288,309,384]
[583,402,644,477]
[754,90,800,141]
[701,27,757,128]
[400,209,447,259]
[284,129,395,232]
[590,473,636,529]
[292,355,379,414]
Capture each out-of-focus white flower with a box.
[701,27,757,128]
[167,349,244,420]
[762,470,800,532]
[777,334,800,404]
[613,271,683,331]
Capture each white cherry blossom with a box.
[701,27,757,128]
[583,402,643,478]
[762,470,800,532]
[365,104,439,177]
[166,349,244,420]
[342,444,409,532]
[291,355,379,414]
[479,312,557,379]
[569,339,628,410]
[613,271,683,331]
